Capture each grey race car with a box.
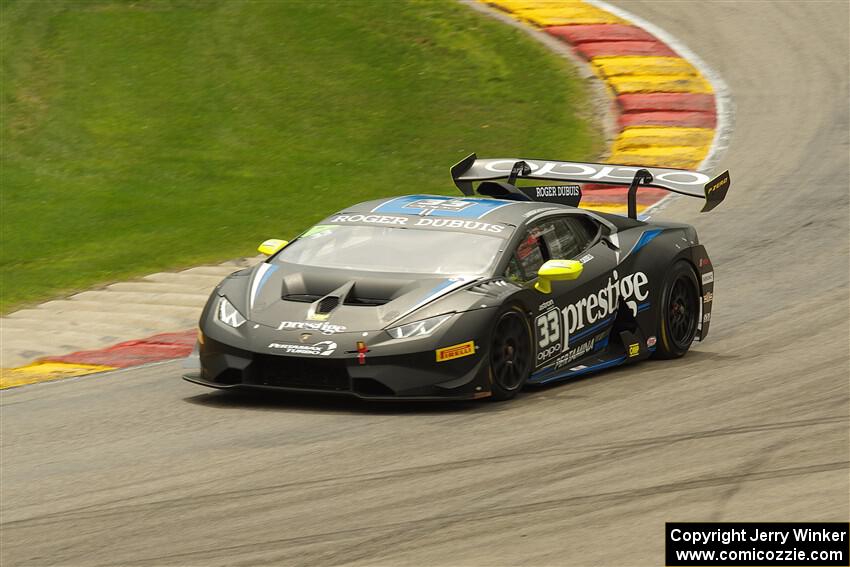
[184,155,730,401]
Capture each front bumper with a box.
[186,335,492,400]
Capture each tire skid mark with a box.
[4,415,845,528]
[107,461,849,567]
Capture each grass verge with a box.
[1,0,602,313]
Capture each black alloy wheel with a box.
[654,260,700,359]
[489,306,533,401]
[668,277,699,348]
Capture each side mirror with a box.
[535,259,583,294]
[257,239,289,256]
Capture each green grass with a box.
[0,0,602,313]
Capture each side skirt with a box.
[527,329,655,386]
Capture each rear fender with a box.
[622,226,705,347]
[662,244,713,341]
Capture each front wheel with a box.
[653,260,701,359]
[488,305,533,401]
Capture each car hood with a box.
[238,262,484,333]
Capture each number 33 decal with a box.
[536,308,562,348]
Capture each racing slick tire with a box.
[488,304,534,401]
[653,260,701,359]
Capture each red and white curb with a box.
[1,258,256,388]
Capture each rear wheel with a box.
[653,261,700,359]
[489,306,533,401]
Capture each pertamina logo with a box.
[436,341,475,362]
[268,341,337,356]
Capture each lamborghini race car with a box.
[184,155,730,401]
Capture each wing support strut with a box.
[627,169,654,220]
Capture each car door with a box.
[505,214,617,371]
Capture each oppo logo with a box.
[483,160,709,186]
[537,343,561,361]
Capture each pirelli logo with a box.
[436,341,475,362]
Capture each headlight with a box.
[216,297,246,328]
[387,314,452,339]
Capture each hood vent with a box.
[469,279,514,297]
[344,296,388,306]
[316,295,340,314]
[308,281,354,318]
[282,293,322,303]
[283,292,389,307]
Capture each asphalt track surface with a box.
[2,2,848,565]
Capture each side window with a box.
[544,220,580,259]
[568,217,599,245]
[504,216,599,284]
[505,222,552,284]
[543,217,598,259]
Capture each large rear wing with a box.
[450,154,730,219]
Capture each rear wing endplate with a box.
[450,154,730,218]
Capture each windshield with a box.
[275,224,508,275]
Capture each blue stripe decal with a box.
[257,264,277,289]
[250,263,278,308]
[372,195,510,219]
[569,315,614,342]
[631,229,663,254]
[534,355,628,385]
[391,276,477,323]
[421,278,458,298]
[637,302,651,312]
